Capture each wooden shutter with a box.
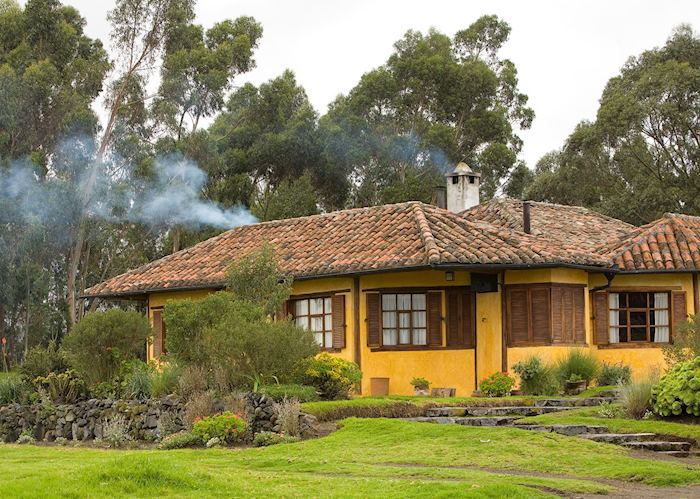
[573,288,586,343]
[507,288,529,345]
[551,286,585,344]
[427,291,443,346]
[275,300,290,321]
[530,288,551,344]
[592,291,609,345]
[446,288,474,347]
[152,310,163,358]
[550,287,564,343]
[366,292,381,347]
[672,291,688,339]
[332,294,346,349]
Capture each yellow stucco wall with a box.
[144,268,696,394]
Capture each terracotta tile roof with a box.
[601,213,700,271]
[84,202,608,298]
[462,198,635,252]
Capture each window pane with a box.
[325,332,333,349]
[631,327,647,342]
[654,326,670,343]
[399,329,411,344]
[311,317,323,332]
[412,294,426,310]
[324,314,332,332]
[628,293,647,308]
[413,329,427,345]
[618,311,628,325]
[382,311,396,328]
[295,299,308,316]
[413,311,426,328]
[314,332,323,346]
[397,294,411,310]
[609,326,622,343]
[399,312,410,328]
[383,329,397,345]
[630,311,646,326]
[324,297,332,313]
[296,317,308,330]
[310,298,324,315]
[382,294,396,311]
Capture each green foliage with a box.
[652,357,700,417]
[252,172,319,222]
[101,416,133,448]
[159,430,202,449]
[121,361,153,399]
[478,372,515,397]
[0,372,29,404]
[597,362,632,386]
[225,243,292,316]
[260,384,319,403]
[192,411,246,444]
[253,431,300,447]
[150,363,182,398]
[512,356,559,396]
[177,365,209,400]
[33,370,86,404]
[622,374,658,420]
[296,353,362,400]
[663,314,700,366]
[62,309,152,387]
[409,377,431,390]
[20,341,69,381]
[596,401,623,419]
[556,350,600,384]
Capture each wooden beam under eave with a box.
[694,273,699,316]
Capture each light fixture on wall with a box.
[445,271,455,282]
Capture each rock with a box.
[65,413,75,423]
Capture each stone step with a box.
[534,397,617,407]
[659,450,690,458]
[426,405,574,417]
[621,441,692,452]
[400,417,457,424]
[581,433,658,444]
[455,416,520,427]
[513,423,609,436]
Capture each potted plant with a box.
[410,377,431,396]
[564,373,587,395]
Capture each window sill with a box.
[370,345,474,352]
[508,343,587,348]
[597,342,668,349]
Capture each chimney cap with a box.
[446,162,481,178]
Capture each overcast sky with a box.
[28,0,700,167]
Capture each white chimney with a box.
[446,162,480,212]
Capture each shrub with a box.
[556,349,600,384]
[597,401,623,418]
[651,357,700,417]
[623,373,659,419]
[597,362,632,386]
[101,415,133,448]
[159,431,202,449]
[410,377,430,391]
[178,365,209,400]
[62,309,151,386]
[260,384,319,403]
[121,362,152,399]
[296,353,362,400]
[183,390,217,428]
[253,431,300,447]
[55,436,68,446]
[21,341,68,380]
[33,370,86,404]
[222,393,247,414]
[663,315,700,366]
[151,363,182,398]
[478,371,515,397]
[0,373,29,405]
[511,356,559,396]
[91,381,120,399]
[17,433,35,445]
[192,411,246,445]
[273,398,301,437]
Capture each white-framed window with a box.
[608,291,670,343]
[293,297,333,349]
[381,293,427,346]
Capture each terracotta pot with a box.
[413,387,430,396]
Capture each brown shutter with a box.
[592,291,609,344]
[507,288,529,345]
[446,288,475,347]
[550,287,563,343]
[332,294,346,349]
[573,288,586,344]
[152,310,163,358]
[366,292,381,347]
[531,288,551,344]
[672,291,688,339]
[427,290,443,346]
[275,300,290,321]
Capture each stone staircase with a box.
[401,396,698,458]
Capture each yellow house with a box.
[84,167,700,396]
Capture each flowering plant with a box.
[192,411,247,445]
[478,371,515,397]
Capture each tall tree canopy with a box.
[526,25,700,225]
[321,15,534,206]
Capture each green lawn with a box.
[2,418,700,497]
[520,405,700,442]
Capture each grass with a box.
[519,405,700,442]
[2,418,700,497]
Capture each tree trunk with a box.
[172,225,182,253]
